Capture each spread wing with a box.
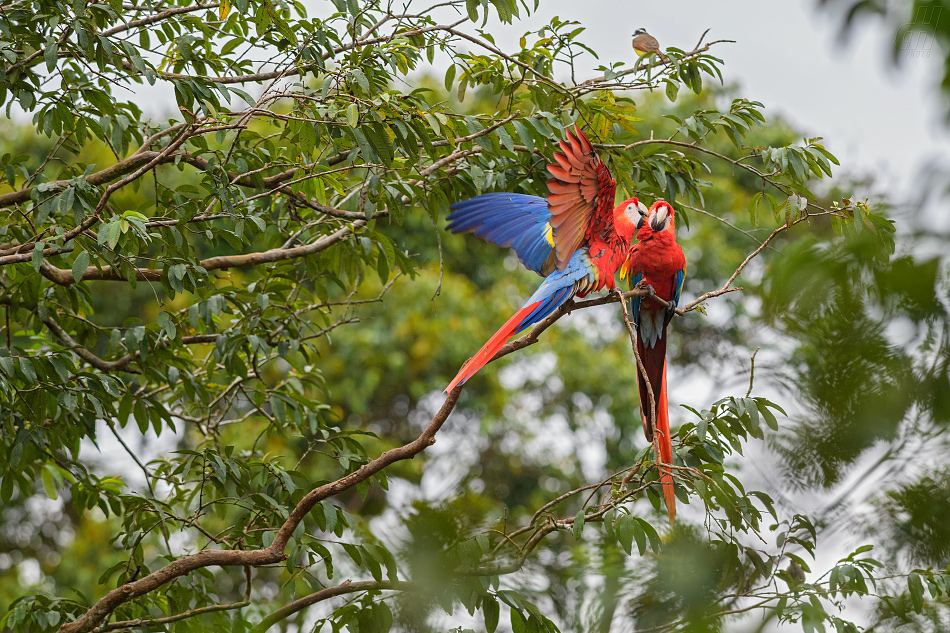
[545,126,617,271]
[447,193,556,276]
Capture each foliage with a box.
[0,1,948,632]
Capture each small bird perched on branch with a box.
[444,126,647,391]
[632,28,667,63]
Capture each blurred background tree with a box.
[0,1,948,632]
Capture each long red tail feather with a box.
[445,300,544,393]
[637,328,675,523]
[655,363,675,523]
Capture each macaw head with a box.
[648,200,676,234]
[614,197,650,242]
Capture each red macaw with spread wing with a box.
[627,200,686,523]
[444,125,648,392]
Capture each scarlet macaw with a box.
[444,125,648,391]
[627,201,686,523]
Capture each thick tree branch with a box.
[59,549,280,633]
[38,221,363,286]
[97,566,251,632]
[42,315,137,373]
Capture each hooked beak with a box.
[650,204,669,231]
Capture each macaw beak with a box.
[650,204,669,231]
[635,200,649,229]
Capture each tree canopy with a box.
[1,1,948,632]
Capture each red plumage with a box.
[444,126,645,392]
[445,300,544,393]
[629,201,685,523]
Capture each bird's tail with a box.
[445,283,575,392]
[636,327,675,523]
[654,363,675,524]
[445,301,542,392]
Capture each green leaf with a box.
[631,518,647,556]
[41,467,58,500]
[72,250,90,282]
[909,573,924,613]
[108,222,122,249]
[44,39,59,72]
[346,103,359,128]
[573,509,585,539]
[748,191,762,227]
[755,399,779,430]
[665,80,678,102]
[512,120,534,152]
[688,63,702,94]
[350,68,370,92]
[18,357,37,383]
[616,514,634,554]
[31,242,45,272]
[496,125,514,152]
[483,596,499,633]
[634,518,661,552]
[510,608,527,633]
[444,64,457,92]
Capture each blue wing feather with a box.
[511,249,598,336]
[629,272,643,326]
[448,193,554,275]
[664,269,685,326]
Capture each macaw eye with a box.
[625,203,646,229]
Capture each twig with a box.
[746,347,760,398]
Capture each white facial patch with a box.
[624,201,646,228]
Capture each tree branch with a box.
[38,221,363,286]
[96,566,251,632]
[252,580,407,633]
[56,283,656,633]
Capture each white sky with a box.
[482,0,950,208]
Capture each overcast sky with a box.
[477,0,950,208]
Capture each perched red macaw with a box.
[627,200,686,523]
[444,126,648,392]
